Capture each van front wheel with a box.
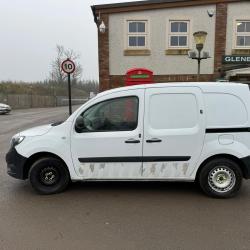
[198,158,242,198]
[29,157,70,195]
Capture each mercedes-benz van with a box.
[6,83,250,198]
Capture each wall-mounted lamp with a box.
[207,9,215,18]
[99,21,106,33]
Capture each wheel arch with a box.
[23,152,69,179]
[195,154,247,181]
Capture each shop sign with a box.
[223,55,250,64]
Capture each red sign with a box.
[125,68,154,86]
[61,59,76,74]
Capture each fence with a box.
[0,94,88,109]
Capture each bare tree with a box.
[49,45,83,84]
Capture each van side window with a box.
[75,96,139,133]
[149,93,198,129]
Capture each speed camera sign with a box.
[61,59,76,74]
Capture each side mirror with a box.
[75,116,85,132]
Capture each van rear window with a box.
[205,93,248,127]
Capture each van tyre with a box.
[29,157,70,195]
[198,158,242,198]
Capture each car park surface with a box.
[1,106,250,249]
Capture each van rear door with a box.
[142,87,205,180]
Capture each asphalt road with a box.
[0,107,250,250]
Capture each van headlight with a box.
[11,136,25,147]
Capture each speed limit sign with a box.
[61,58,76,116]
[61,59,76,74]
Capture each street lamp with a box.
[193,31,207,50]
[189,31,210,82]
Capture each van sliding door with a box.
[142,87,206,180]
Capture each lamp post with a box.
[190,31,208,82]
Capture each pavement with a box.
[0,106,250,250]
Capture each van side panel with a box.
[193,85,250,179]
[205,93,248,127]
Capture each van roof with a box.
[96,82,249,97]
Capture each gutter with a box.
[90,0,242,15]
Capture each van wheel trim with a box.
[39,167,60,186]
[208,166,236,193]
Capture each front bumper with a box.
[6,147,27,180]
[0,108,11,114]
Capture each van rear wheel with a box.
[198,158,242,198]
[29,157,70,195]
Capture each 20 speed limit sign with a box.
[61,59,76,74]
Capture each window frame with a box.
[168,20,190,49]
[235,20,250,49]
[75,96,139,133]
[126,20,148,49]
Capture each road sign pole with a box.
[61,58,75,116]
[67,73,72,115]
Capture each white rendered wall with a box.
[226,1,250,55]
[109,5,216,75]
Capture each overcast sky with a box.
[0,0,136,82]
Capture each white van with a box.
[6,83,250,198]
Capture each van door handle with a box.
[146,138,162,143]
[125,139,141,144]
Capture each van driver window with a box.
[75,96,139,133]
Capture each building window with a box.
[236,21,250,48]
[127,21,148,49]
[169,21,189,48]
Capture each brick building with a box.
[91,0,250,91]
